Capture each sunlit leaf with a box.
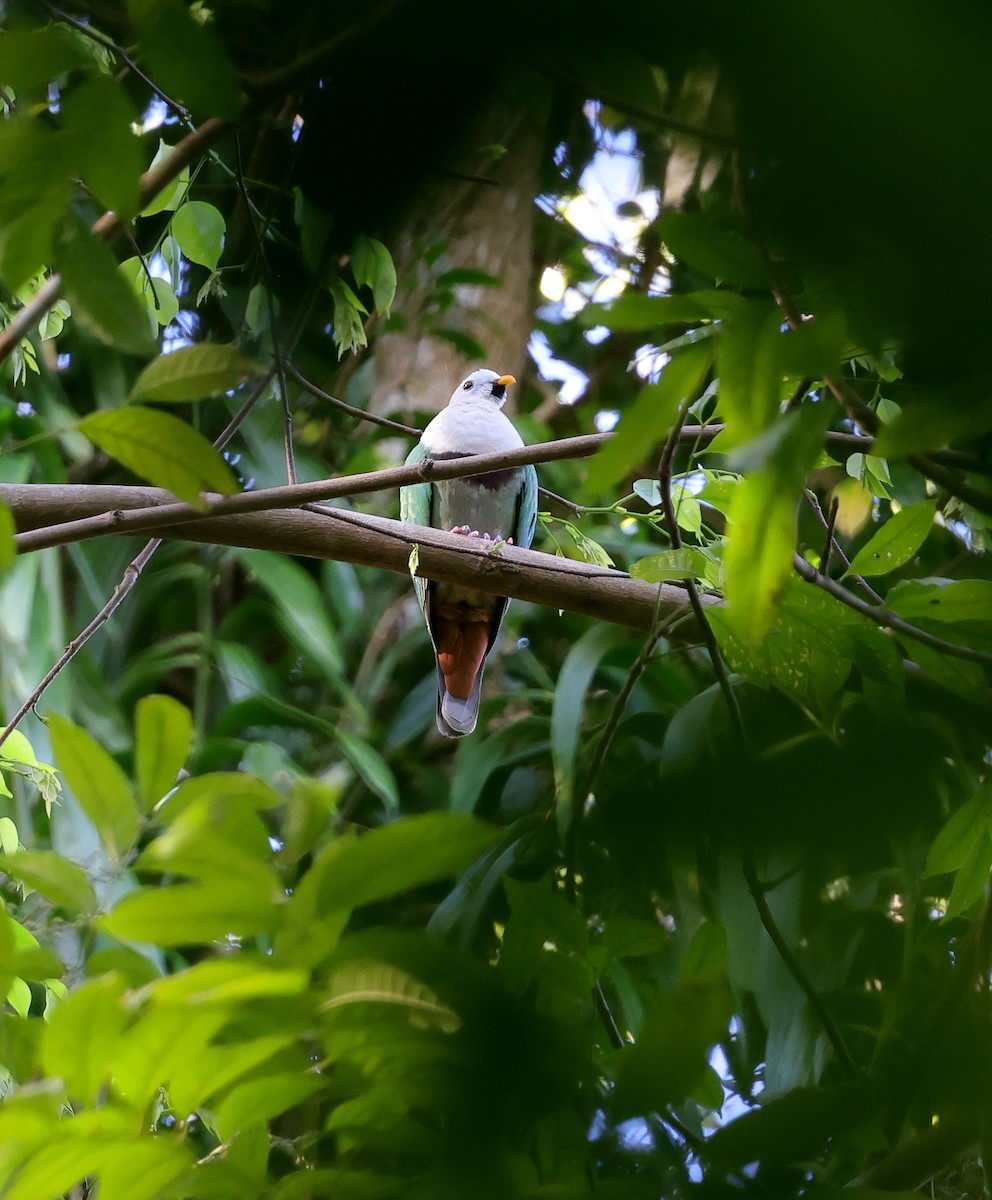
[171,200,226,270]
[845,500,937,578]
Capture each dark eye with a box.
[462,381,472,391]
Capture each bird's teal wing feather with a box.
[400,441,432,527]
[514,464,539,549]
[400,441,433,618]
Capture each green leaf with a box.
[717,299,785,443]
[659,211,772,289]
[129,343,259,403]
[61,76,142,220]
[705,1082,873,1166]
[133,0,242,121]
[214,1073,323,1144]
[680,921,728,983]
[333,730,399,812]
[1,851,97,915]
[134,694,192,812]
[888,579,992,626]
[631,547,718,586]
[845,500,937,578]
[40,974,128,1105]
[48,714,139,858]
[351,235,397,316]
[118,257,179,331]
[711,578,856,714]
[0,500,15,570]
[720,403,831,643]
[584,341,712,494]
[924,785,992,877]
[79,407,238,506]
[139,139,190,217]
[54,216,156,355]
[612,979,733,1117]
[0,26,86,93]
[171,200,226,270]
[945,831,992,919]
[552,624,630,835]
[583,291,727,331]
[328,276,369,356]
[100,880,280,945]
[278,815,498,963]
[323,960,460,1031]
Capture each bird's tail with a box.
[436,667,485,737]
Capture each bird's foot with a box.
[450,526,498,541]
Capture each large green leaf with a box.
[171,200,226,270]
[54,216,156,355]
[706,1083,874,1167]
[48,713,139,858]
[1,851,97,915]
[79,406,238,506]
[845,500,937,578]
[278,815,499,963]
[659,211,772,290]
[720,403,831,643]
[0,25,85,93]
[583,341,712,494]
[100,880,280,945]
[134,694,192,812]
[716,298,785,443]
[129,344,260,403]
[61,76,143,219]
[611,978,733,1118]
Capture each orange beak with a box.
[495,374,516,386]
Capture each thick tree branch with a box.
[3,483,709,637]
[12,435,610,554]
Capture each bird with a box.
[400,368,538,737]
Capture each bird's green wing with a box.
[514,464,539,549]
[400,441,432,528]
[400,441,433,618]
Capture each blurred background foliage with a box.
[0,0,991,1197]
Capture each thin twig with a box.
[0,540,160,756]
[819,496,839,575]
[803,489,884,605]
[43,2,192,122]
[793,553,992,667]
[286,363,423,437]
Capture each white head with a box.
[448,368,516,409]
